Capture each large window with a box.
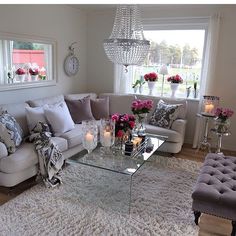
[0,32,56,91]
[115,18,209,100]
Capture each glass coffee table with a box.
[67,133,167,213]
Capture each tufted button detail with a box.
[219,190,224,194]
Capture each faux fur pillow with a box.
[0,112,23,154]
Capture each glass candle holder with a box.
[82,120,98,154]
[100,118,115,148]
[201,95,220,116]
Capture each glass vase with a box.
[214,118,230,134]
[134,113,147,136]
[82,120,98,154]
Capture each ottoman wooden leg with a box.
[232,221,236,236]
[194,211,201,225]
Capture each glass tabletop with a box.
[68,134,167,176]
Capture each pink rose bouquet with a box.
[167,74,183,83]
[111,113,135,137]
[131,99,153,115]
[15,68,26,75]
[144,72,158,82]
[214,107,234,121]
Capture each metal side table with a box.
[211,129,231,155]
[197,113,215,152]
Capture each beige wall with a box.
[87,5,236,150]
[0,5,87,104]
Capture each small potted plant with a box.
[132,77,145,94]
[15,68,26,82]
[29,68,39,81]
[167,74,183,97]
[144,72,158,95]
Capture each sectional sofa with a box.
[0,93,187,187]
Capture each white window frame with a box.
[0,31,57,91]
[114,16,210,99]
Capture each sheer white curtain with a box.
[114,64,133,93]
[192,14,221,148]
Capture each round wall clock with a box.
[64,42,79,76]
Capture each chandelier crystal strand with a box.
[103,5,150,70]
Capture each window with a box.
[115,17,209,100]
[0,32,56,91]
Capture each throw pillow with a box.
[149,100,183,129]
[90,97,109,120]
[25,106,48,132]
[0,112,23,154]
[44,101,75,136]
[65,96,95,124]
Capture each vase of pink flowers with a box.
[167,74,183,97]
[214,107,234,133]
[111,113,136,149]
[131,99,153,135]
[144,72,158,95]
[15,68,26,82]
[29,68,39,81]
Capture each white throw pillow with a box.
[44,101,75,136]
[25,106,48,132]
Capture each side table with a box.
[211,129,231,155]
[197,113,215,152]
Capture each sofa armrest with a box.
[171,119,187,134]
[0,142,8,159]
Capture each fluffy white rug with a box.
[0,156,202,236]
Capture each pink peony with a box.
[15,68,26,75]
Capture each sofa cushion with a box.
[0,102,30,137]
[0,142,38,173]
[145,124,182,143]
[65,93,97,101]
[65,97,94,124]
[90,97,109,120]
[27,95,64,107]
[0,142,8,159]
[149,100,183,129]
[59,124,83,148]
[99,93,136,115]
[25,106,47,132]
[44,101,75,136]
[0,112,23,154]
[51,137,68,152]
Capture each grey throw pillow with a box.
[149,100,182,129]
[0,112,23,154]
[65,96,95,124]
[90,98,109,120]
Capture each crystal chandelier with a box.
[103,5,150,70]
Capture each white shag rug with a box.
[0,156,202,236]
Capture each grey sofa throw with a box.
[29,122,64,188]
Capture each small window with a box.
[0,32,56,91]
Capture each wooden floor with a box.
[1,143,236,235]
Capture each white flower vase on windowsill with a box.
[16,74,25,82]
[170,83,179,98]
[147,81,156,95]
[139,85,143,94]
[31,75,38,81]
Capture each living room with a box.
[0,2,236,236]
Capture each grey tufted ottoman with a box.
[192,153,236,236]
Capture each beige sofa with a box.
[0,93,187,187]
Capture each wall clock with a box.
[64,42,79,76]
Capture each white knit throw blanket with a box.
[29,122,64,188]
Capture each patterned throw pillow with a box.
[149,100,183,129]
[0,112,23,154]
